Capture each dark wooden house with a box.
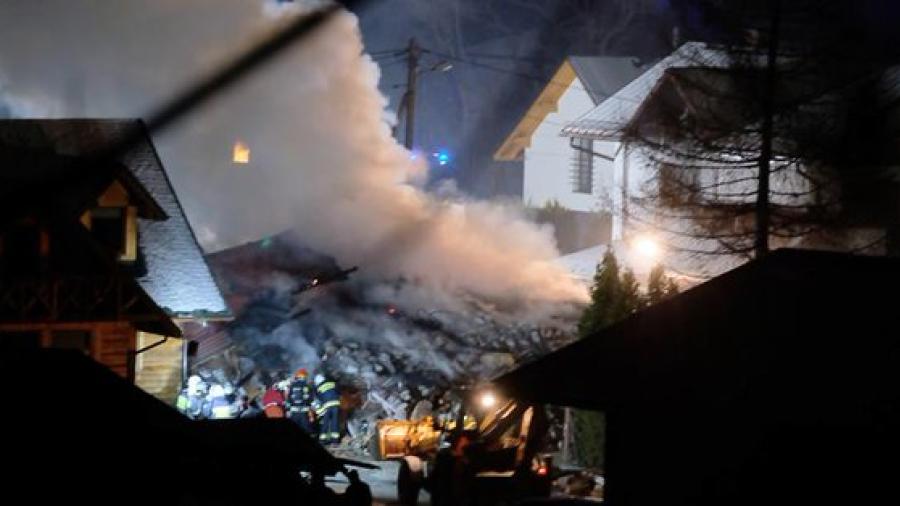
[0,119,227,398]
[496,249,900,505]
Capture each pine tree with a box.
[571,253,680,469]
[577,251,621,337]
[618,269,644,316]
[664,277,680,300]
[647,265,667,305]
[647,264,680,305]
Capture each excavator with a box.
[370,386,554,506]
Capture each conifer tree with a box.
[572,253,679,468]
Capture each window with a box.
[84,205,138,262]
[90,207,126,256]
[571,138,594,194]
[50,330,92,355]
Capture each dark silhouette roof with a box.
[495,248,900,411]
[1,350,351,505]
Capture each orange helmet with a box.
[295,368,308,379]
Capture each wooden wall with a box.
[135,331,183,404]
[0,321,136,378]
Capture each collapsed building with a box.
[189,231,581,450]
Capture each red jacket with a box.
[262,388,285,418]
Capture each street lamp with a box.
[633,234,662,261]
[429,61,453,73]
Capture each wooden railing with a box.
[0,275,148,322]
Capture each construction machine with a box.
[371,386,553,506]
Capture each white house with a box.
[494,57,648,262]
[563,41,898,281]
[494,44,744,282]
[496,56,647,215]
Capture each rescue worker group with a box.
[176,368,342,446]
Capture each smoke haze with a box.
[0,1,586,303]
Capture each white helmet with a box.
[209,384,225,398]
[314,374,325,386]
[187,375,205,395]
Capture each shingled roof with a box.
[562,42,728,140]
[0,119,228,317]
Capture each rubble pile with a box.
[201,235,582,450]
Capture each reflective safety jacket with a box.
[209,395,233,419]
[314,380,340,416]
[287,379,314,414]
[176,389,206,419]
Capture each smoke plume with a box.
[0,1,586,303]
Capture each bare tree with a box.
[624,0,900,263]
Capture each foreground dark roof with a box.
[0,119,227,316]
[495,248,900,410]
[1,350,349,505]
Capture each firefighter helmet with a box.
[314,373,325,386]
[209,384,225,398]
[295,368,308,379]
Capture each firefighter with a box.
[208,384,233,419]
[286,368,316,434]
[262,380,287,418]
[176,375,207,419]
[313,373,341,446]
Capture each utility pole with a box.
[403,37,420,150]
[755,0,781,258]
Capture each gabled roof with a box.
[0,119,228,317]
[494,56,647,161]
[569,56,651,104]
[563,42,729,141]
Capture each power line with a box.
[422,49,643,105]
[368,48,406,57]
[423,48,583,90]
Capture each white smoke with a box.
[0,1,586,303]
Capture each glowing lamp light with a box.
[233,140,250,164]
[479,391,497,409]
[633,235,662,260]
[386,305,398,316]
[311,278,320,287]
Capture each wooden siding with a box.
[0,321,136,378]
[135,331,183,404]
